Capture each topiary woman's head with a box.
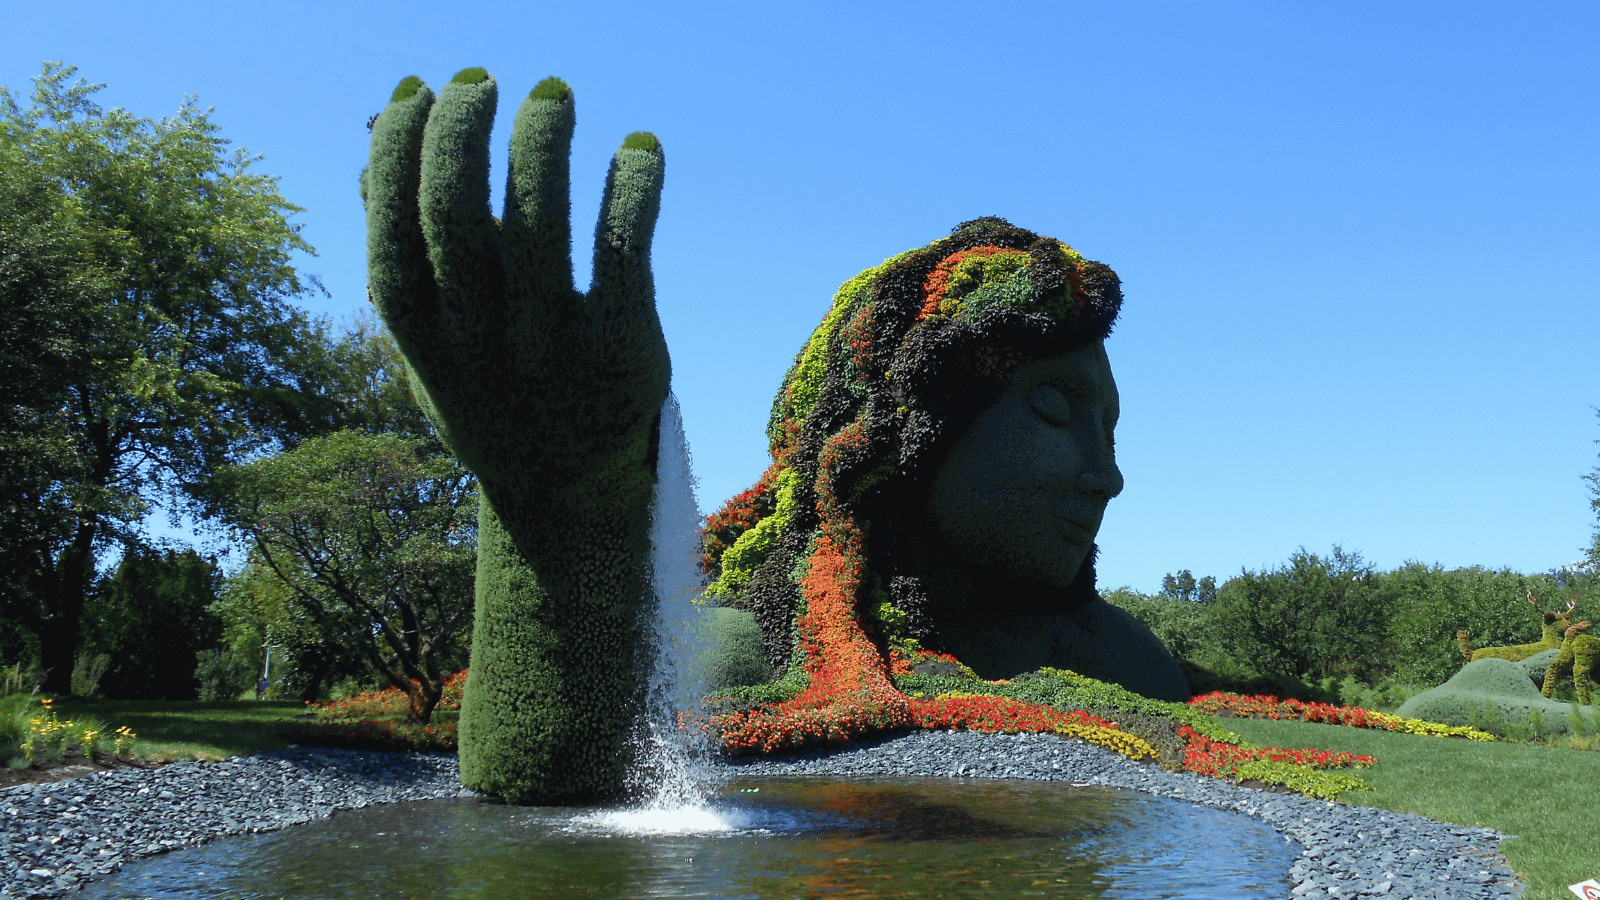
[700,217,1125,676]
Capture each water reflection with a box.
[82,778,1295,900]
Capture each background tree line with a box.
[1106,538,1600,705]
[0,63,474,721]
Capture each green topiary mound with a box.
[1396,655,1598,739]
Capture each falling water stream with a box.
[77,394,1299,898]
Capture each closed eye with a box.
[1026,384,1071,426]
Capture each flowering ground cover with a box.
[278,671,465,753]
[1,694,137,769]
[1189,691,1497,741]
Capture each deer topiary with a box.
[1457,591,1577,663]
[1541,620,1597,705]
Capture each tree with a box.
[205,316,463,702]
[81,547,223,700]
[0,62,330,692]
[1587,408,1600,569]
[213,430,476,722]
[0,120,116,668]
[213,556,374,702]
[1211,546,1388,682]
[1158,570,1217,603]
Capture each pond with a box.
[81,777,1297,899]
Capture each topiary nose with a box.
[1078,464,1122,500]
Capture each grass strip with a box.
[48,699,305,762]
[1220,717,1600,900]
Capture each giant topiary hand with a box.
[365,68,669,804]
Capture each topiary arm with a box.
[365,69,669,803]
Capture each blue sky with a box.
[5,1,1596,593]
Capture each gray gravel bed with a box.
[0,733,1523,899]
[0,748,470,899]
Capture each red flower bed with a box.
[699,463,782,576]
[1187,690,1391,726]
[286,670,467,753]
[1178,725,1374,776]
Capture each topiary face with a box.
[917,341,1122,607]
[702,217,1128,671]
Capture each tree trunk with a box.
[38,519,97,694]
[404,676,442,725]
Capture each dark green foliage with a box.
[84,549,223,700]
[194,648,254,701]
[1101,587,1213,663]
[529,77,571,101]
[367,72,669,802]
[1209,546,1387,683]
[703,607,771,691]
[390,76,424,103]
[1107,556,1591,704]
[1381,563,1565,686]
[449,67,489,85]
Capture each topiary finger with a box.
[420,67,505,331]
[589,132,665,318]
[367,76,441,362]
[504,76,579,331]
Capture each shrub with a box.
[194,649,255,701]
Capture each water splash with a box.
[625,391,721,818]
[575,805,763,835]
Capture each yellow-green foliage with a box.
[705,469,800,598]
[1229,760,1371,801]
[768,250,916,443]
[1365,711,1497,740]
[1541,625,1598,705]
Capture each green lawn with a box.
[1222,717,1600,900]
[50,698,306,762]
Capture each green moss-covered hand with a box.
[366,70,668,803]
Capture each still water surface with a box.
[82,778,1296,899]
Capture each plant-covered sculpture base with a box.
[700,218,1188,757]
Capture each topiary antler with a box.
[366,69,669,804]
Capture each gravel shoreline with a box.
[0,734,1523,900]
